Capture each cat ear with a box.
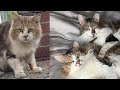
[93,13,100,23]
[12,12,20,20]
[73,41,80,48]
[54,53,66,63]
[78,14,86,27]
[111,21,118,33]
[31,14,41,23]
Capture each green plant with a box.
[7,11,13,21]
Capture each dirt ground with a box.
[0,60,49,79]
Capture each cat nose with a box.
[24,35,28,39]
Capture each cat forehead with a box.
[85,21,97,26]
[65,48,80,55]
[13,16,34,23]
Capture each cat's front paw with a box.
[98,53,105,58]
[15,72,26,79]
[32,67,43,73]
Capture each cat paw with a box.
[32,67,43,73]
[97,56,112,67]
[15,72,26,79]
[98,53,105,58]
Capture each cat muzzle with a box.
[75,60,81,66]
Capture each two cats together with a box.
[54,13,120,79]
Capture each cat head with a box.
[54,41,90,73]
[110,21,120,41]
[9,12,42,43]
[78,13,100,37]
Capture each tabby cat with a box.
[78,13,100,37]
[54,41,90,77]
[54,41,120,79]
[0,12,42,78]
[77,13,114,66]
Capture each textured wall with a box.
[35,11,50,61]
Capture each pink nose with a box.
[24,35,28,39]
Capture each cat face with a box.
[54,41,89,73]
[111,21,120,41]
[9,12,42,43]
[78,13,100,37]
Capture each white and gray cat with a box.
[55,41,120,79]
[0,12,42,78]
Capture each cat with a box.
[78,13,100,36]
[0,12,42,78]
[54,41,90,78]
[96,21,120,65]
[77,13,114,45]
[74,48,120,79]
[54,41,120,79]
[77,13,114,66]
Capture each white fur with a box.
[7,58,26,78]
[98,41,118,58]
[76,29,96,44]
[66,50,120,79]
[10,39,40,58]
[9,20,41,58]
[113,28,120,41]
[4,20,42,78]
[76,27,112,46]
[94,27,112,46]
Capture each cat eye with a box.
[35,21,39,24]
[16,29,23,33]
[28,29,34,33]
[77,56,79,59]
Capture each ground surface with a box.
[0,60,49,79]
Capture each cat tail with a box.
[0,59,13,72]
[0,50,13,72]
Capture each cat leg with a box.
[97,41,118,66]
[98,41,118,58]
[26,53,42,73]
[7,58,26,78]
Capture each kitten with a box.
[0,12,42,78]
[96,21,120,66]
[54,41,90,78]
[55,41,119,79]
[78,13,100,36]
[77,13,112,46]
[74,48,119,79]
[77,13,113,66]
[76,13,100,45]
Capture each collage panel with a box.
[0,11,50,79]
[50,11,120,79]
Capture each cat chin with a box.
[22,40,32,43]
[19,39,32,43]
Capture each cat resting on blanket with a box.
[55,41,120,79]
[54,41,90,76]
